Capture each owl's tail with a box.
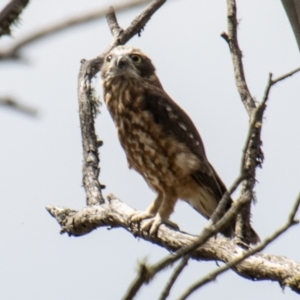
[220,217,260,245]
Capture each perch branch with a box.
[123,188,251,299]
[46,195,300,294]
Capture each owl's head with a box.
[101,46,156,80]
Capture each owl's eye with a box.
[106,55,112,63]
[130,54,142,63]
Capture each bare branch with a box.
[46,0,300,297]
[125,33,300,296]
[158,256,189,300]
[0,0,29,38]
[0,96,38,117]
[0,0,152,60]
[222,0,256,116]
[75,0,166,205]
[106,6,123,38]
[46,196,300,294]
[78,59,105,206]
[123,191,252,299]
[272,65,300,83]
[262,67,300,106]
[222,0,261,245]
[178,193,300,300]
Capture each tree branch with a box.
[0,0,29,38]
[178,193,300,300]
[75,0,166,206]
[221,0,255,116]
[46,196,300,294]
[123,188,252,299]
[46,0,300,298]
[78,59,105,206]
[221,0,262,245]
[0,96,38,117]
[158,256,189,300]
[0,0,152,60]
[106,6,123,38]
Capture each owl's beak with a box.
[115,56,127,69]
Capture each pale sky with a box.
[0,1,299,299]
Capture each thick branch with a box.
[78,60,104,206]
[0,0,152,60]
[123,189,252,299]
[46,197,300,294]
[0,0,29,38]
[76,0,166,206]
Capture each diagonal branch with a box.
[0,96,38,117]
[123,191,251,299]
[0,0,29,38]
[0,0,152,60]
[158,256,189,300]
[177,193,300,300]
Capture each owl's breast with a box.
[103,83,200,191]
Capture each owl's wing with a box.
[143,87,228,202]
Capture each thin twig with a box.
[0,0,151,60]
[0,97,38,117]
[158,256,190,300]
[207,174,245,227]
[104,0,166,57]
[106,6,123,38]
[271,66,300,83]
[0,0,29,38]
[177,193,300,300]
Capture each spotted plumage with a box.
[101,45,259,243]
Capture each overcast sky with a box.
[0,1,300,299]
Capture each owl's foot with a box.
[129,211,179,236]
[141,215,179,236]
[128,211,154,231]
[129,211,154,224]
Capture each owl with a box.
[100,45,258,244]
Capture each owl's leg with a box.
[141,192,179,235]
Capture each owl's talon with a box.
[141,216,180,236]
[128,211,154,230]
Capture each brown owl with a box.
[101,45,259,244]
